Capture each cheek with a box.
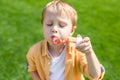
[43,27,50,37]
[60,28,72,38]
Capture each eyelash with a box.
[47,24,53,26]
[59,24,65,28]
[46,23,66,28]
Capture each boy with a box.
[26,0,105,80]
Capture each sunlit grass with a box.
[0,0,120,79]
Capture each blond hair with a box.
[41,0,78,27]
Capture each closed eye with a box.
[59,22,67,28]
[47,23,53,27]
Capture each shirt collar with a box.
[41,37,76,57]
[41,39,49,56]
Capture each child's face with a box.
[43,9,74,45]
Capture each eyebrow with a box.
[58,17,69,22]
[59,21,67,25]
[45,20,53,23]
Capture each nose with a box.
[51,25,58,33]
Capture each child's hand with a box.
[76,35,93,54]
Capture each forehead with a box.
[44,6,71,21]
[46,5,69,16]
[45,8,68,18]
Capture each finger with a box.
[80,42,89,48]
[76,42,88,51]
[83,37,90,42]
[80,45,92,54]
[84,45,92,51]
[76,40,91,49]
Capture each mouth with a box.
[51,36,61,45]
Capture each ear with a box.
[70,26,76,36]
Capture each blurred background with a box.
[0,0,120,80]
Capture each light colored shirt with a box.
[26,37,105,80]
[48,47,65,80]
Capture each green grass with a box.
[0,0,120,80]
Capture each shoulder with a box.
[29,41,42,52]
[26,40,46,58]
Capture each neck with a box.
[48,43,65,57]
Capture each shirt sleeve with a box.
[98,65,105,80]
[78,53,105,80]
[89,65,105,80]
[26,46,37,72]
